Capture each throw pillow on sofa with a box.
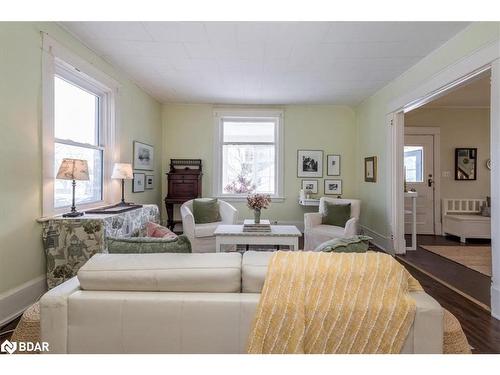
[314,235,372,253]
[193,198,221,224]
[107,235,191,254]
[322,202,351,227]
[146,221,178,239]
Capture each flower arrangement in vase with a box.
[247,193,271,224]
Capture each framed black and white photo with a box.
[324,179,342,195]
[133,141,154,171]
[301,179,318,194]
[145,175,154,189]
[327,154,341,176]
[133,173,145,193]
[297,150,323,177]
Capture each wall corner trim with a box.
[360,225,393,253]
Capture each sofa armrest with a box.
[180,205,195,237]
[40,277,81,354]
[408,291,444,353]
[304,212,322,230]
[220,201,238,224]
[344,217,359,237]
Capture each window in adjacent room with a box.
[404,146,424,182]
[214,110,284,199]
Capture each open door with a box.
[388,112,405,255]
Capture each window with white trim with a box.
[54,75,104,208]
[214,110,283,199]
[42,35,117,216]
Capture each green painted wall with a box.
[355,22,500,240]
[0,22,162,294]
[162,104,357,224]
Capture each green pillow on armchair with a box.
[314,235,372,253]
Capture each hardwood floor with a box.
[398,234,491,308]
[400,260,500,354]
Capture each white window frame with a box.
[213,109,284,202]
[42,34,120,217]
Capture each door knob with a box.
[428,174,434,187]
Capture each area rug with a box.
[420,245,491,277]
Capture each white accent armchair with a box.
[181,199,238,253]
[304,197,361,250]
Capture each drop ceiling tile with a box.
[204,22,238,44]
[143,22,208,43]
[61,21,470,105]
[61,21,153,41]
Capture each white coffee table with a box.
[214,224,302,252]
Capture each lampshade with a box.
[56,159,90,181]
[111,163,133,179]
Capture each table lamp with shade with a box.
[111,163,133,206]
[56,158,89,217]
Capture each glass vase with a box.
[254,209,261,224]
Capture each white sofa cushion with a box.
[77,253,242,292]
[241,251,273,293]
[194,221,222,238]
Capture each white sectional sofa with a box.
[40,252,444,354]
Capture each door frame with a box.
[404,127,442,235]
[386,39,500,319]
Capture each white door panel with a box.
[404,134,435,234]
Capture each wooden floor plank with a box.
[399,234,491,307]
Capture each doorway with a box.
[391,68,495,314]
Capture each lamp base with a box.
[62,211,84,218]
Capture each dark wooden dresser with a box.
[164,159,202,230]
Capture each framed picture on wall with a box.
[133,141,154,171]
[301,179,318,194]
[297,150,323,177]
[327,154,341,176]
[145,175,154,190]
[133,173,145,193]
[324,179,342,195]
[455,148,477,180]
[364,156,377,182]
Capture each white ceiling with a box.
[60,22,470,105]
[424,74,491,108]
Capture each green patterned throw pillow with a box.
[107,235,192,254]
[193,198,221,224]
[314,235,372,253]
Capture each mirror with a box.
[455,148,477,180]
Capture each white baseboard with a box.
[0,275,47,326]
[360,225,393,253]
[491,285,500,320]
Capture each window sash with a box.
[54,74,102,147]
[214,112,283,200]
[53,70,105,208]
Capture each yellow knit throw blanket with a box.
[247,251,423,354]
